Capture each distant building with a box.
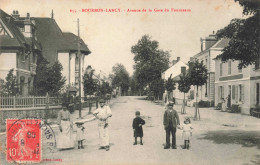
[162,57,188,104]
[0,10,41,95]
[191,32,230,104]
[214,55,260,114]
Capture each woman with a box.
[56,103,74,150]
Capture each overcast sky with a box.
[1,0,244,76]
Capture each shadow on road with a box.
[199,130,260,165]
[198,130,260,149]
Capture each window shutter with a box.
[235,85,238,102]
[232,85,235,100]
[241,85,244,102]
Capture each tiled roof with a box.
[193,38,230,58]
[0,9,27,48]
[212,38,230,48]
[33,18,90,64]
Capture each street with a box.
[39,96,260,165]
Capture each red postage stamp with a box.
[6,119,41,163]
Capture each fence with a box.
[0,95,62,110]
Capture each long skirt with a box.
[57,120,74,149]
[98,123,109,147]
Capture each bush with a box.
[198,100,211,107]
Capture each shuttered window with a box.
[235,85,238,102]
[220,63,223,76]
[232,85,235,100]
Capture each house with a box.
[32,11,91,97]
[214,55,260,114]
[162,57,188,104]
[0,10,41,95]
[191,32,230,105]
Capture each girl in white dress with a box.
[75,122,85,149]
[180,117,193,149]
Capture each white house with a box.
[33,13,91,97]
[214,56,260,114]
[162,57,188,104]
[191,32,230,105]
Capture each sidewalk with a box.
[173,104,260,131]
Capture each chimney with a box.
[177,57,180,62]
[11,10,20,19]
[201,32,218,51]
[26,13,30,19]
[181,67,186,75]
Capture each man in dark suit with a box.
[163,102,180,149]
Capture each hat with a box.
[99,99,105,103]
[75,121,84,125]
[135,111,140,115]
[184,117,191,123]
[167,102,174,106]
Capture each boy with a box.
[132,111,145,145]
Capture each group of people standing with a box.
[56,99,193,152]
[56,99,112,151]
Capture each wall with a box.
[0,53,17,79]
[58,52,70,85]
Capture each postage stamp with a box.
[6,119,42,163]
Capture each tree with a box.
[33,54,66,96]
[111,63,130,96]
[164,74,176,102]
[83,68,99,96]
[150,78,165,102]
[188,60,208,120]
[0,69,19,96]
[131,35,170,98]
[99,81,112,98]
[178,73,191,114]
[216,0,260,69]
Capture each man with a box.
[93,99,112,151]
[163,102,180,149]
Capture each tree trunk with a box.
[194,85,200,120]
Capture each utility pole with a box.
[77,18,82,118]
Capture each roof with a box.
[212,38,230,48]
[162,60,188,80]
[0,9,27,48]
[193,38,230,58]
[33,18,91,64]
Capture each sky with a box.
[1,0,245,76]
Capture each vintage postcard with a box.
[0,0,259,164]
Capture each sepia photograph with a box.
[0,0,259,164]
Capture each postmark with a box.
[6,118,57,163]
[6,119,42,163]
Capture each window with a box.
[228,61,231,75]
[257,83,260,105]
[205,82,208,97]
[220,63,223,76]
[238,84,244,102]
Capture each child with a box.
[180,117,193,149]
[75,122,85,149]
[132,111,145,145]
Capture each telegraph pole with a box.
[77,18,82,118]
